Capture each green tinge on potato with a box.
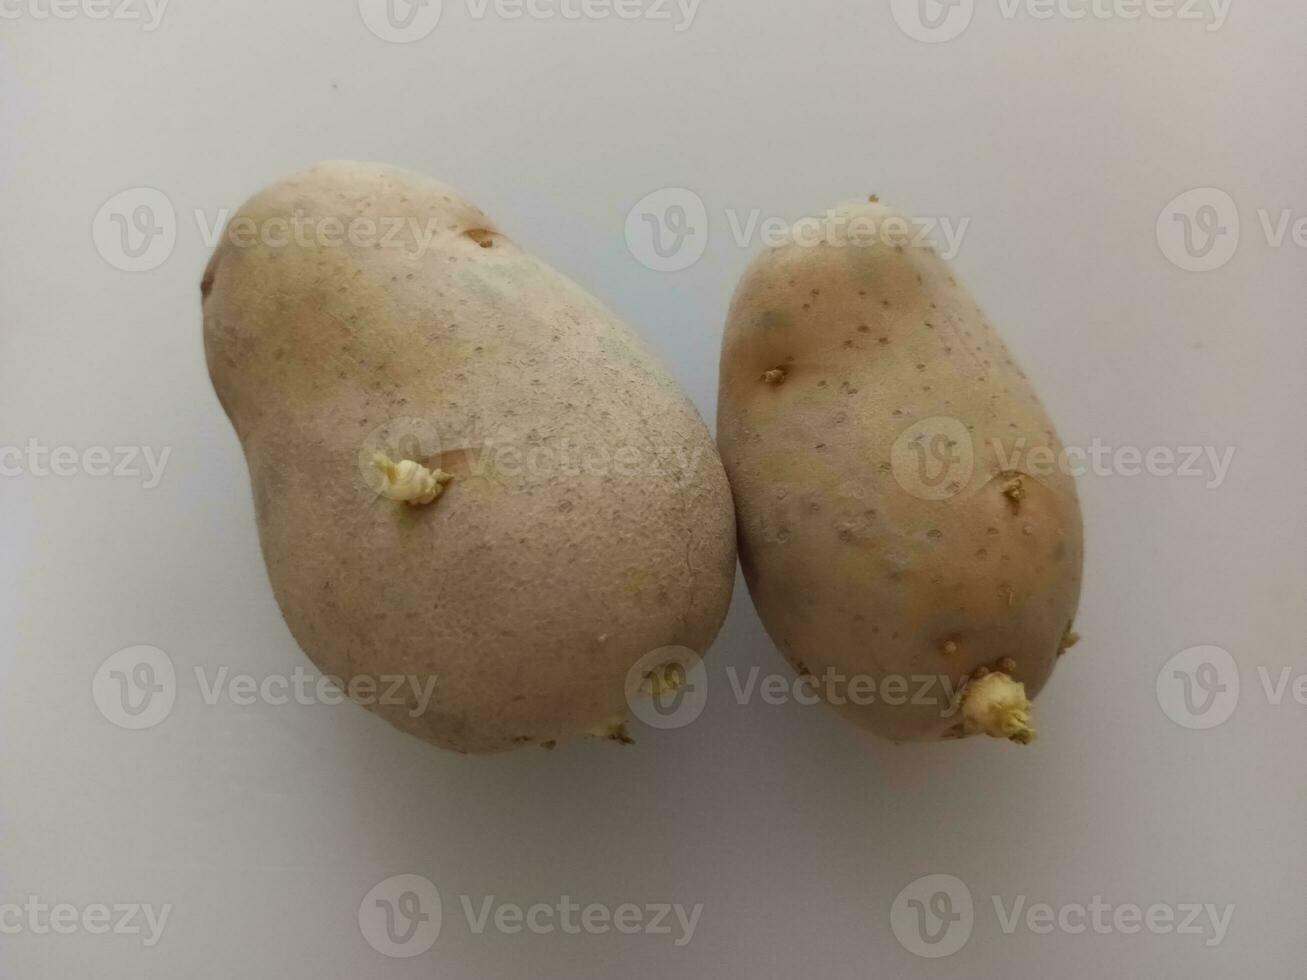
[202,162,736,754]
[717,200,1084,744]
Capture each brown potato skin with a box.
[203,162,735,754]
[717,203,1083,742]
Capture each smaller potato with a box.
[717,199,1084,743]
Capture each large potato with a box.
[718,200,1083,743]
[202,162,735,754]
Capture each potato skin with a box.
[203,162,735,754]
[717,202,1082,742]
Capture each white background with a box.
[2,0,1305,977]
